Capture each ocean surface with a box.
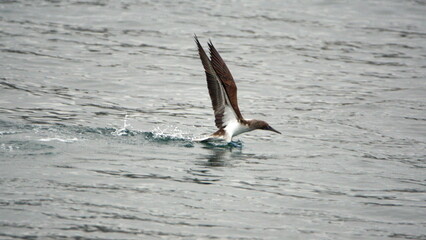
[1,0,425,239]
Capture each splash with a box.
[151,125,191,141]
[111,114,131,136]
[94,115,242,149]
[141,125,193,147]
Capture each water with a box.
[1,0,425,239]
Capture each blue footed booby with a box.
[194,36,281,143]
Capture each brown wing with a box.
[194,35,226,128]
[207,40,243,120]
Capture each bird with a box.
[194,35,281,143]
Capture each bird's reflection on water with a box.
[202,147,231,167]
[186,143,244,184]
[198,140,243,167]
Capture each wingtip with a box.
[194,36,215,50]
[207,39,213,47]
[194,34,203,50]
[207,39,215,56]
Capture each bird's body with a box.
[211,119,251,142]
[194,36,280,143]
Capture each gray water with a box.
[1,0,426,239]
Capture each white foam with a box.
[1,143,17,151]
[39,137,79,143]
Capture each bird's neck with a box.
[241,119,256,128]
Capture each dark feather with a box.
[194,35,226,128]
[207,40,243,120]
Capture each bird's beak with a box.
[268,126,281,134]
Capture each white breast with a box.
[224,119,252,142]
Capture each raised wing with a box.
[207,40,243,120]
[195,36,242,128]
[195,36,230,128]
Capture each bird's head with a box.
[250,120,281,134]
